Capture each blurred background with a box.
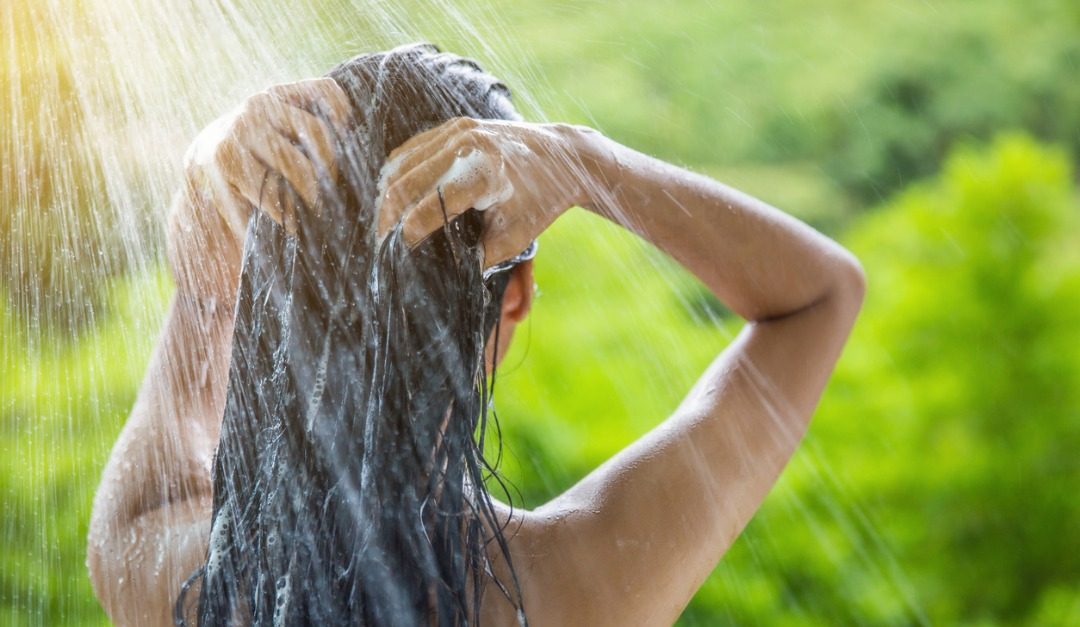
[2,0,1078,624]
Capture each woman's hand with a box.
[168,78,352,297]
[375,117,600,268]
[183,77,352,234]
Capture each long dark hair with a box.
[176,43,528,625]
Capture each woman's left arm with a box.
[377,119,865,626]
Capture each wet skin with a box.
[88,78,864,626]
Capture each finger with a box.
[244,94,338,213]
[268,104,339,181]
[280,178,302,235]
[378,144,481,236]
[480,216,529,269]
[377,134,454,231]
[194,165,256,239]
[237,125,319,209]
[386,123,449,166]
[482,235,540,270]
[213,138,298,232]
[481,240,516,270]
[265,78,353,128]
[480,199,556,270]
[256,173,288,226]
[220,184,256,240]
[213,139,267,219]
[399,175,491,247]
[387,117,475,168]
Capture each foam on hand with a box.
[375,136,529,239]
[433,148,514,212]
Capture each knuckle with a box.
[244,91,270,110]
[553,122,586,134]
[265,82,293,96]
[245,93,280,120]
[471,132,497,155]
[451,116,478,131]
[309,77,335,94]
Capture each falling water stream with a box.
[0,0,934,624]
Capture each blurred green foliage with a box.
[0,2,132,333]
[817,135,1080,623]
[3,0,1080,624]
[0,272,171,625]
[818,32,1080,206]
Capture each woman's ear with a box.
[500,259,535,324]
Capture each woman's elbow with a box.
[86,519,129,624]
[834,249,867,318]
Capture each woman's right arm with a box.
[85,259,233,624]
[86,79,351,625]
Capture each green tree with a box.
[816,134,1080,623]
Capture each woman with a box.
[88,44,864,626]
